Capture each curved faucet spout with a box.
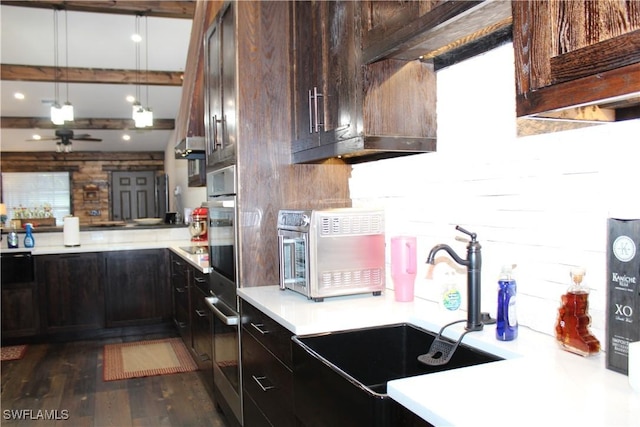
[426,244,468,267]
[426,227,484,332]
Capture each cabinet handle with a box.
[199,353,211,362]
[213,114,223,149]
[312,86,323,133]
[176,287,186,293]
[195,309,207,317]
[194,276,207,284]
[252,375,275,392]
[250,322,270,335]
[177,321,187,329]
[308,89,314,134]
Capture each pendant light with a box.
[132,15,153,128]
[51,8,74,125]
[61,9,74,122]
[50,8,63,125]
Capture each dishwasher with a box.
[1,252,35,284]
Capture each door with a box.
[112,171,156,221]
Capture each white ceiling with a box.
[0,4,192,152]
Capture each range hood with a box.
[175,136,205,160]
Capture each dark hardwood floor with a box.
[1,333,231,427]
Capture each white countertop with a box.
[0,227,212,273]
[238,286,640,427]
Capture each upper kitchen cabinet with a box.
[291,0,437,163]
[205,2,237,170]
[512,1,640,121]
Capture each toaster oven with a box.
[277,208,385,302]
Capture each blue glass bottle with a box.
[23,223,35,248]
[496,265,518,341]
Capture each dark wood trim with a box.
[550,29,640,84]
[515,62,640,117]
[0,1,195,19]
[1,117,175,130]
[1,151,164,162]
[1,64,183,86]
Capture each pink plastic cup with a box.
[391,236,417,302]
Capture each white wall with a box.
[164,137,207,220]
[350,43,640,344]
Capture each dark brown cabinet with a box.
[170,252,191,343]
[512,1,640,121]
[240,300,294,427]
[37,253,104,334]
[291,0,437,164]
[1,253,39,339]
[104,249,170,328]
[205,1,236,170]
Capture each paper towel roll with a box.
[63,216,80,247]
[630,341,640,392]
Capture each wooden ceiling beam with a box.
[1,64,183,86]
[0,1,195,19]
[1,117,175,130]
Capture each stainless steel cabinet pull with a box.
[308,86,324,134]
[250,322,269,335]
[308,89,314,134]
[194,276,207,284]
[195,309,207,317]
[252,375,275,392]
[177,321,187,329]
[176,287,186,293]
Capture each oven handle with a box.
[204,296,239,326]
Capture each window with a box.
[1,172,71,226]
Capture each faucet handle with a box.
[455,225,477,242]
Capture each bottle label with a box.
[443,288,461,311]
[508,295,517,327]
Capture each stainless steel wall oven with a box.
[205,165,242,427]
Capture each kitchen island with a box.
[238,285,639,427]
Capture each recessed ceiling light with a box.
[122,134,131,141]
[126,95,136,103]
[14,92,25,100]
[131,33,142,43]
[32,134,41,140]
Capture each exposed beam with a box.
[0,1,195,19]
[1,64,183,86]
[1,117,175,130]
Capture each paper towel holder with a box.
[63,215,81,247]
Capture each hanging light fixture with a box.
[61,9,74,122]
[50,8,64,125]
[132,15,153,128]
[51,8,74,125]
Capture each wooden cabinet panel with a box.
[1,284,39,338]
[513,0,640,119]
[240,300,294,427]
[170,252,191,343]
[104,249,169,328]
[37,253,104,334]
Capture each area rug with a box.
[103,338,197,381]
[1,345,28,361]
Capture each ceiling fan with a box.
[28,129,102,151]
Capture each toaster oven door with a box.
[278,229,309,293]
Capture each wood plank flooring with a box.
[1,334,231,427]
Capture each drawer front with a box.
[242,331,294,427]
[241,300,292,367]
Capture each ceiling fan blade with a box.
[72,137,102,142]
[27,137,60,141]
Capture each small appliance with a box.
[277,208,385,302]
[190,206,208,242]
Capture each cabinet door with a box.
[1,284,39,338]
[205,2,236,169]
[513,0,640,118]
[104,249,169,328]
[170,253,191,343]
[37,253,104,333]
[205,16,223,168]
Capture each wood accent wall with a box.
[0,152,164,225]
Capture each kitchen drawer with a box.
[241,300,292,367]
[242,330,295,427]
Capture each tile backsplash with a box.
[350,43,640,344]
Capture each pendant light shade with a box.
[51,103,65,125]
[130,15,153,128]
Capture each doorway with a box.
[111,171,156,221]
